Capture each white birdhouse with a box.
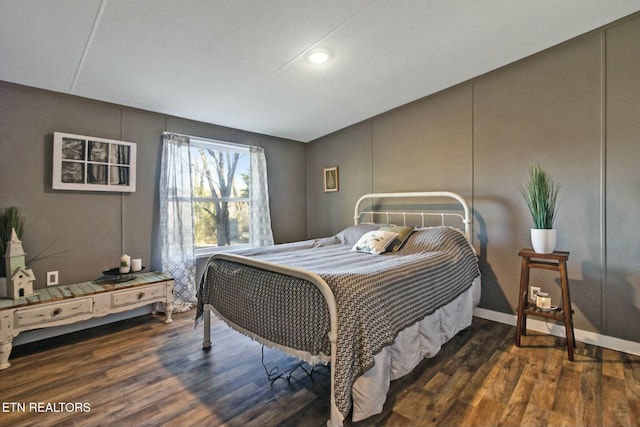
[4,228,35,299]
[9,266,35,299]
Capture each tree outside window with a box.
[190,139,250,252]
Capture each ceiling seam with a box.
[275,0,377,74]
[70,0,108,93]
[225,0,377,105]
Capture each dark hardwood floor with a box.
[2,311,639,427]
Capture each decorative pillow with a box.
[335,223,383,245]
[378,225,415,252]
[351,230,398,255]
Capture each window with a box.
[189,138,251,254]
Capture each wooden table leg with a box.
[515,255,530,347]
[0,338,12,370]
[559,260,575,361]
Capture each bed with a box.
[196,191,481,426]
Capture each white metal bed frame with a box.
[354,191,472,240]
[200,191,472,427]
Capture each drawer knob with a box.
[51,308,62,316]
[137,292,145,300]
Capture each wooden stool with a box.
[515,248,576,361]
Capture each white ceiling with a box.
[1,1,639,142]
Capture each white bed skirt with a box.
[351,276,481,422]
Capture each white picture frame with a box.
[323,166,339,192]
[52,132,136,192]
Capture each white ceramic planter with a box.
[531,228,557,254]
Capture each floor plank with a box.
[1,312,639,426]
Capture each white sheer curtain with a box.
[159,134,273,310]
[160,132,196,312]
[250,146,274,247]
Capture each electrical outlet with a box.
[529,286,541,303]
[47,271,59,286]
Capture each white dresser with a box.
[0,271,174,369]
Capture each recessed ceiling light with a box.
[306,48,331,65]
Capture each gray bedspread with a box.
[196,224,480,418]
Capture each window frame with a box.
[189,137,252,257]
[52,132,137,192]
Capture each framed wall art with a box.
[52,132,137,192]
[323,166,339,192]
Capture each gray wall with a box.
[306,14,640,343]
[0,82,307,287]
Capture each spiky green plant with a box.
[0,207,24,277]
[521,165,559,229]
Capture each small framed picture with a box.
[323,166,339,192]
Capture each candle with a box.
[131,258,142,272]
[120,254,131,273]
[536,292,551,310]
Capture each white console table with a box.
[0,271,174,369]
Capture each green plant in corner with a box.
[521,164,559,229]
[0,207,25,277]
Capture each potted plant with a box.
[521,164,559,253]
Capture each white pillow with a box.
[351,230,399,255]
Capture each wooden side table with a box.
[515,248,576,360]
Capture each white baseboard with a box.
[14,304,639,357]
[473,307,640,357]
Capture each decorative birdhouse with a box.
[10,266,35,299]
[4,228,35,299]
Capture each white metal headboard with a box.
[354,191,472,240]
